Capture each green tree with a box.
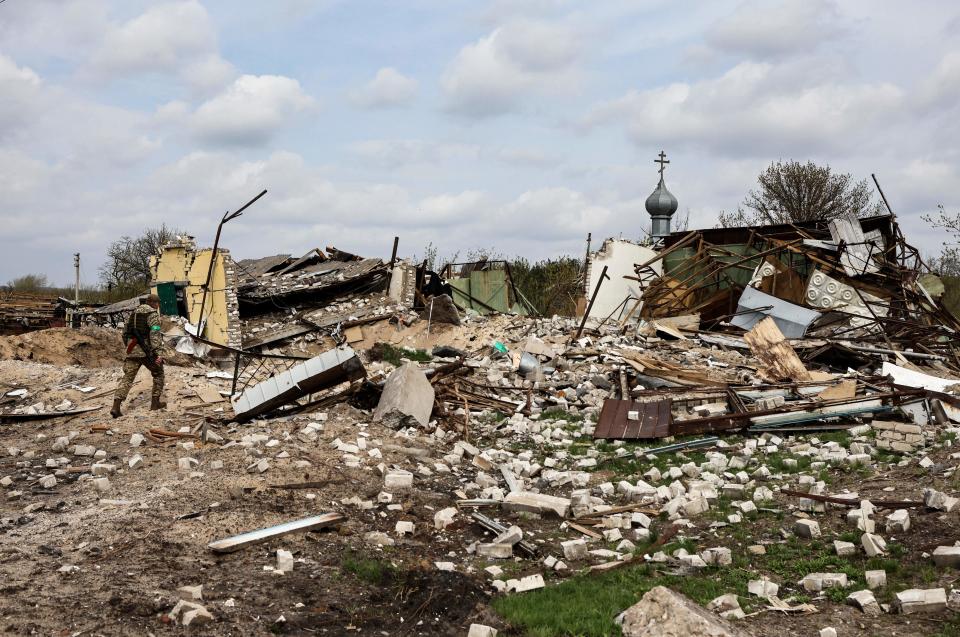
[510,256,583,316]
[7,273,48,291]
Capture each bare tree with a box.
[721,160,884,227]
[923,204,960,276]
[99,224,184,294]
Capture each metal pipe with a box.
[196,190,267,336]
[572,265,609,342]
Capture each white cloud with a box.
[706,0,844,58]
[351,67,418,109]
[586,61,903,157]
[0,55,43,140]
[442,20,583,117]
[88,1,235,92]
[187,75,316,146]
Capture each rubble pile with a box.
[3,214,960,635]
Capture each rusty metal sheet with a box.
[593,398,672,440]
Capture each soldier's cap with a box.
[142,293,161,304]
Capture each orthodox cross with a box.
[654,150,669,176]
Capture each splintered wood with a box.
[743,317,812,382]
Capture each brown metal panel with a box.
[594,398,672,440]
[622,402,645,438]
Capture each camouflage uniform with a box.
[114,303,165,403]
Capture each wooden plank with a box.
[817,379,856,401]
[743,317,812,382]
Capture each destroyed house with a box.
[441,260,534,315]
[151,239,396,350]
[636,214,960,359]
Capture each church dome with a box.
[645,175,678,218]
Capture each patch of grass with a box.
[765,453,812,474]
[816,431,852,445]
[492,562,751,637]
[370,342,432,366]
[341,552,396,586]
[931,615,960,637]
[763,538,861,584]
[540,408,584,423]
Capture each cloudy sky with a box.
[2,0,959,285]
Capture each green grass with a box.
[765,452,812,474]
[341,552,396,585]
[540,408,584,423]
[492,562,752,637]
[816,431,852,445]
[371,342,433,366]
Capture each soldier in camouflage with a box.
[111,293,166,417]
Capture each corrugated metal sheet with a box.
[731,286,820,338]
[231,346,365,421]
[593,398,672,439]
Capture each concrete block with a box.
[128,455,143,470]
[503,491,570,517]
[169,600,213,626]
[924,488,960,512]
[561,539,588,561]
[933,546,960,568]
[800,572,848,592]
[506,574,545,593]
[467,625,498,637]
[38,475,56,489]
[701,547,733,566]
[894,588,947,614]
[92,477,111,493]
[395,520,414,536]
[748,578,779,597]
[276,549,294,573]
[476,543,513,559]
[373,363,435,427]
[833,540,856,556]
[178,585,203,600]
[865,570,886,589]
[847,589,881,615]
[434,507,457,529]
[794,518,821,538]
[494,526,523,546]
[683,496,709,516]
[861,533,887,557]
[885,509,910,533]
[384,470,413,489]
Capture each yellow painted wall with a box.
[152,246,230,346]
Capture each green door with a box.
[155,282,179,316]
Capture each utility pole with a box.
[72,253,80,329]
[74,253,80,305]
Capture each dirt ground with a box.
[2,324,960,636]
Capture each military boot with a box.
[110,399,123,418]
[150,396,167,411]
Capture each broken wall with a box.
[585,239,659,322]
[151,242,242,349]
